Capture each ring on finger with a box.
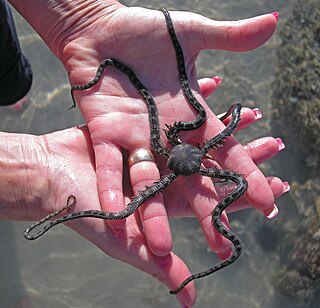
[128,148,156,168]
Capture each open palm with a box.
[8,1,282,306]
[39,119,284,307]
[58,3,278,258]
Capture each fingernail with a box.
[217,248,233,260]
[283,181,290,193]
[264,204,279,219]
[113,228,124,238]
[212,76,222,86]
[276,137,286,151]
[253,108,262,120]
[272,12,279,22]
[76,123,88,129]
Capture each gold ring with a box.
[128,148,156,168]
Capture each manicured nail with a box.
[217,248,233,260]
[77,123,88,130]
[212,76,222,86]
[276,138,286,151]
[283,181,290,193]
[272,12,279,22]
[253,108,262,120]
[264,204,279,219]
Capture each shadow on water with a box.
[1,0,319,307]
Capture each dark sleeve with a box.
[0,0,32,106]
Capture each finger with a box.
[132,251,197,307]
[197,76,221,98]
[187,12,278,52]
[77,210,196,307]
[243,137,285,165]
[202,110,277,217]
[156,253,196,307]
[129,159,172,257]
[201,113,284,218]
[217,176,290,214]
[94,142,126,234]
[204,136,285,170]
[168,175,290,219]
[200,108,265,177]
[182,174,234,259]
[218,107,263,131]
[188,107,262,148]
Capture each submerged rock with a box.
[275,178,320,306]
[270,0,320,305]
[271,0,320,173]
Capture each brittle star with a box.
[24,8,248,295]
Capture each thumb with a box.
[178,11,278,52]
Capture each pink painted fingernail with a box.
[264,204,279,219]
[283,181,290,193]
[217,248,233,260]
[276,138,286,151]
[272,12,279,22]
[253,108,262,120]
[212,76,222,86]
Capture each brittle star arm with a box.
[71,58,169,158]
[201,103,242,155]
[169,167,248,294]
[24,173,178,240]
[161,8,207,145]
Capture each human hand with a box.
[16,110,285,307]
[17,75,286,306]
[10,0,279,256]
[59,3,280,256]
[7,1,283,304]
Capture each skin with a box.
[0,110,285,307]
[5,1,285,306]
[0,88,286,308]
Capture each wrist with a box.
[8,0,122,60]
[0,133,49,221]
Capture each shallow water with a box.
[1,0,319,307]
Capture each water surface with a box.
[1,1,317,307]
